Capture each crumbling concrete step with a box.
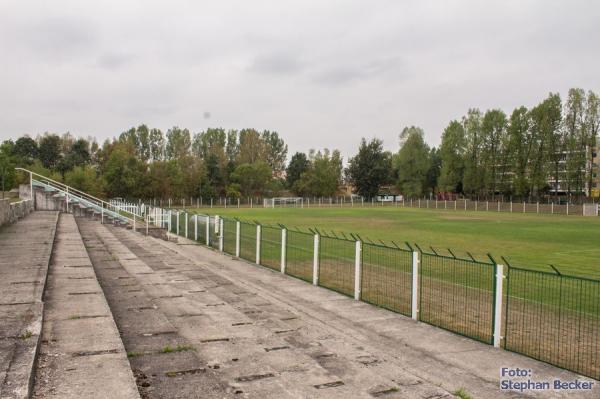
[0,211,58,399]
[32,213,139,399]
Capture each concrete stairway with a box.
[0,211,58,398]
[32,213,139,399]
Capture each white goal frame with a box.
[583,203,599,216]
[263,197,304,208]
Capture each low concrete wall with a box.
[0,198,34,227]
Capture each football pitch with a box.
[187,206,600,279]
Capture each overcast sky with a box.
[1,0,599,160]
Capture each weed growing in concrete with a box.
[161,344,194,353]
[453,388,472,399]
[19,330,33,339]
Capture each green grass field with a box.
[187,206,600,279]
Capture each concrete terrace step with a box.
[0,211,59,399]
[31,213,139,399]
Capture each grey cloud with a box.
[20,16,97,61]
[248,52,305,75]
[96,53,135,70]
[313,56,404,87]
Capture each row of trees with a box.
[438,89,599,199]
[0,127,344,200]
[1,87,597,201]
[345,88,600,201]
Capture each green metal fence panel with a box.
[222,218,237,255]
[186,213,194,239]
[209,216,219,248]
[260,226,281,271]
[361,243,412,317]
[196,215,207,243]
[419,253,495,344]
[170,212,177,234]
[285,230,313,282]
[318,236,355,297]
[239,222,256,262]
[504,267,600,380]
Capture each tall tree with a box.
[438,120,466,193]
[261,131,288,174]
[286,152,309,190]
[505,106,532,197]
[585,91,600,196]
[38,134,62,169]
[346,138,391,199]
[165,127,191,160]
[13,136,38,164]
[480,109,507,198]
[564,88,586,197]
[237,129,265,164]
[530,93,562,199]
[293,149,342,197]
[231,161,272,196]
[462,109,484,196]
[394,126,430,198]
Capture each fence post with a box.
[412,251,419,320]
[205,216,210,245]
[235,221,241,257]
[168,210,172,232]
[354,240,362,300]
[567,202,569,215]
[313,234,320,286]
[185,212,188,238]
[537,202,539,214]
[194,215,198,241]
[493,264,504,348]
[219,218,224,252]
[256,225,261,264]
[281,228,287,274]
[176,211,180,235]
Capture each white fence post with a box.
[256,225,261,264]
[205,216,210,246]
[218,218,224,252]
[313,234,320,286]
[354,241,362,300]
[235,221,241,257]
[412,251,419,320]
[493,264,504,348]
[194,215,198,241]
[281,228,287,274]
[176,211,180,235]
[168,210,172,232]
[185,212,188,238]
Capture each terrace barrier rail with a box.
[148,207,600,381]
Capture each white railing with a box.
[15,167,145,228]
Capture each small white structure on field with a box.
[263,197,304,208]
[583,203,599,216]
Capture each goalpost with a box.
[583,203,599,216]
[263,197,304,208]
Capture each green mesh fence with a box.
[285,230,314,282]
[196,215,207,243]
[239,222,256,262]
[209,216,219,248]
[260,226,281,271]
[318,236,355,297]
[361,243,412,316]
[419,253,495,344]
[170,211,177,234]
[504,267,600,380]
[222,218,237,255]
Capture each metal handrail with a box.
[15,167,143,225]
